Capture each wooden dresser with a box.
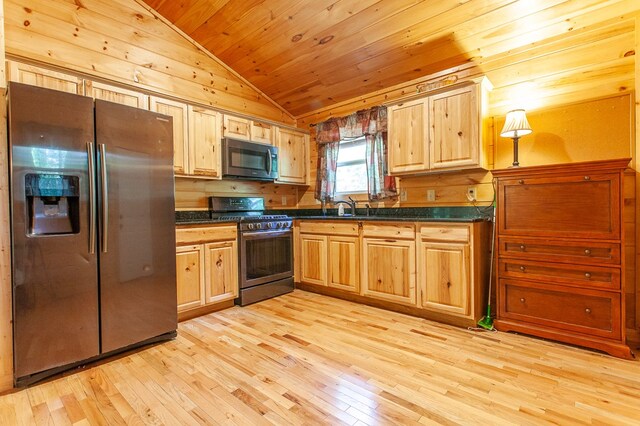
[493,158,632,358]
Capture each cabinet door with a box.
[223,114,251,140]
[361,238,416,305]
[429,85,479,169]
[150,96,189,175]
[189,105,222,178]
[419,241,470,316]
[176,245,205,312]
[251,121,274,145]
[204,241,238,304]
[8,61,83,94]
[328,236,359,292]
[300,234,327,285]
[387,98,429,174]
[86,80,148,109]
[276,128,308,184]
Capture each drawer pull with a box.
[584,249,591,255]
[519,266,526,272]
[519,245,526,251]
[585,308,592,314]
[518,179,524,184]
[520,298,526,303]
[584,272,591,279]
[584,176,591,181]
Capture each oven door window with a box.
[230,147,267,171]
[244,232,292,281]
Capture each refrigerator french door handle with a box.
[86,142,97,254]
[266,148,273,175]
[99,143,109,253]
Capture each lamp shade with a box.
[500,109,532,138]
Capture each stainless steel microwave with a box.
[222,137,278,181]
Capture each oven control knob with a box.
[255,223,262,229]
[248,223,254,230]
[276,222,283,228]
[267,222,274,229]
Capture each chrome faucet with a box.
[334,198,356,216]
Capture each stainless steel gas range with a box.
[210,197,293,306]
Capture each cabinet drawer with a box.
[497,172,620,239]
[499,237,620,265]
[298,221,358,236]
[362,223,415,239]
[498,259,620,290]
[419,224,470,242]
[176,225,237,245]
[499,279,621,340]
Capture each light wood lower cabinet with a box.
[176,225,238,319]
[296,220,489,326]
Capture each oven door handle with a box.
[242,230,292,238]
[266,148,273,175]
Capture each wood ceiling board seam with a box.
[199,0,312,57]
[133,0,295,122]
[172,0,231,36]
[220,0,385,72]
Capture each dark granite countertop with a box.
[175,206,491,225]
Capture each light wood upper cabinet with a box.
[176,245,205,312]
[188,105,222,178]
[86,80,149,109]
[429,84,479,170]
[223,114,251,140]
[150,96,189,175]
[7,61,84,94]
[388,97,429,174]
[300,234,327,286]
[419,241,470,315]
[387,78,490,175]
[276,128,308,184]
[328,236,359,292]
[361,237,416,306]
[204,240,238,304]
[251,121,275,145]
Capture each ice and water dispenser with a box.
[25,173,80,235]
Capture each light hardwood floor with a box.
[1,290,640,425]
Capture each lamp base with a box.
[511,136,520,167]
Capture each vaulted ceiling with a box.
[140,0,637,118]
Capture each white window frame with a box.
[335,136,367,194]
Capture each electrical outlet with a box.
[281,195,287,205]
[427,189,436,202]
[466,186,477,202]
[400,189,407,202]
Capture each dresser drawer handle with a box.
[584,272,591,279]
[520,298,526,303]
[518,179,524,184]
[584,249,591,255]
[519,245,526,251]
[585,308,591,314]
[584,176,591,181]
[519,266,526,272]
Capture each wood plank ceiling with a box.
[140,0,637,117]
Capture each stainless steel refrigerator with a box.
[8,82,177,386]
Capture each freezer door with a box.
[95,100,177,353]
[8,82,100,379]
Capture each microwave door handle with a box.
[266,148,272,175]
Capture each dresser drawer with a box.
[498,259,620,290]
[298,221,359,236]
[499,237,620,266]
[499,279,621,340]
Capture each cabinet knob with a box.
[519,245,526,251]
[520,298,526,303]
[518,179,524,184]
[585,272,592,279]
[584,176,591,181]
[519,266,526,272]
[584,249,591,255]
[585,308,592,314]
